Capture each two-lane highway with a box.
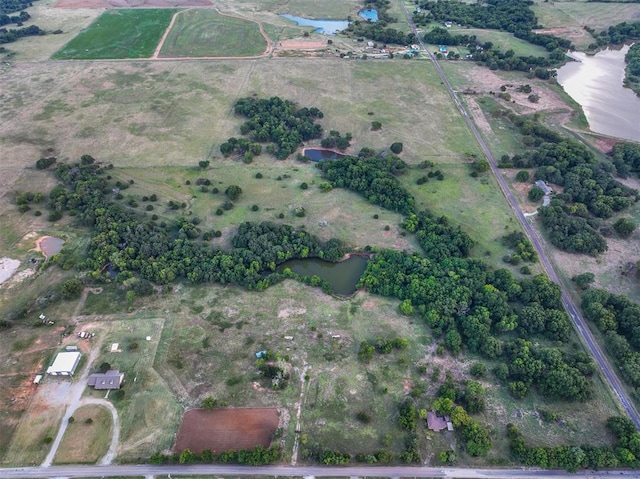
[396,0,640,428]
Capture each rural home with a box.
[47,351,81,376]
[427,411,453,432]
[88,370,124,390]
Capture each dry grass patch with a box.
[53,404,112,464]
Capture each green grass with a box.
[444,28,550,58]
[53,405,112,464]
[52,9,178,60]
[159,10,267,58]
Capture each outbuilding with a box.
[46,351,81,376]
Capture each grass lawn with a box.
[159,9,267,58]
[444,28,550,58]
[53,404,112,464]
[52,9,178,60]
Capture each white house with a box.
[47,351,81,376]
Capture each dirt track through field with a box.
[153,8,272,60]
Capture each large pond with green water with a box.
[277,255,369,295]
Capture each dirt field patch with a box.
[174,408,279,453]
[277,40,327,51]
[55,0,210,7]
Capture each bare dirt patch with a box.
[174,407,279,453]
[55,0,211,8]
[0,258,20,286]
[277,40,327,51]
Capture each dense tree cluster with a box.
[224,97,323,160]
[150,444,282,466]
[624,43,640,96]
[611,142,640,178]
[501,231,537,263]
[316,153,414,215]
[582,289,640,392]
[0,0,35,15]
[401,212,475,261]
[590,20,640,48]
[0,9,28,26]
[498,112,637,254]
[320,130,352,150]
[0,23,43,44]
[346,21,416,45]
[46,160,345,288]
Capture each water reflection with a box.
[556,46,640,142]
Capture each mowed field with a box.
[174,408,279,453]
[52,9,178,59]
[53,404,112,464]
[159,9,268,58]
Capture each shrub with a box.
[255,172,263,179]
[528,185,544,202]
[515,170,530,182]
[300,182,308,190]
[371,121,382,131]
[85,418,93,424]
[251,204,259,211]
[215,208,224,216]
[470,362,487,378]
[390,142,403,154]
[613,217,636,238]
[61,278,83,299]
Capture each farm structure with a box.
[427,411,453,432]
[46,351,81,376]
[174,408,279,454]
[87,370,124,390]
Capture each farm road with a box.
[0,464,638,479]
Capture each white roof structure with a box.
[47,351,81,376]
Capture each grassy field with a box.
[443,28,550,58]
[53,404,112,464]
[216,0,362,20]
[52,9,178,60]
[159,10,267,58]
[531,0,640,49]
[82,317,182,462]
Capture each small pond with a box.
[277,255,369,295]
[556,45,640,143]
[280,14,349,35]
[38,236,64,258]
[358,9,378,22]
[303,148,347,162]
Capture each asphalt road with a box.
[2,464,640,479]
[396,1,640,428]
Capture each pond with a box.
[277,255,369,296]
[358,9,378,22]
[38,236,64,258]
[556,46,640,143]
[302,148,347,162]
[280,14,349,35]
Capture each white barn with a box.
[47,351,81,376]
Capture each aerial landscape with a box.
[1,0,640,477]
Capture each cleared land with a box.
[53,404,112,464]
[159,10,268,58]
[52,9,178,60]
[443,28,550,58]
[174,408,279,453]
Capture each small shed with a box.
[88,370,124,390]
[33,374,43,385]
[47,351,81,376]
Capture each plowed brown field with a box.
[174,408,279,453]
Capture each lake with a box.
[38,236,64,258]
[280,14,349,35]
[358,9,378,22]
[556,46,640,143]
[302,148,347,162]
[277,255,369,295]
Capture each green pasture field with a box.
[53,405,112,464]
[52,9,178,60]
[159,9,267,58]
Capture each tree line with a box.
[0,0,35,15]
[624,43,640,97]
[0,23,42,44]
[507,416,640,470]
[582,288,640,396]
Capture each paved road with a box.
[396,0,640,428]
[0,464,638,479]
